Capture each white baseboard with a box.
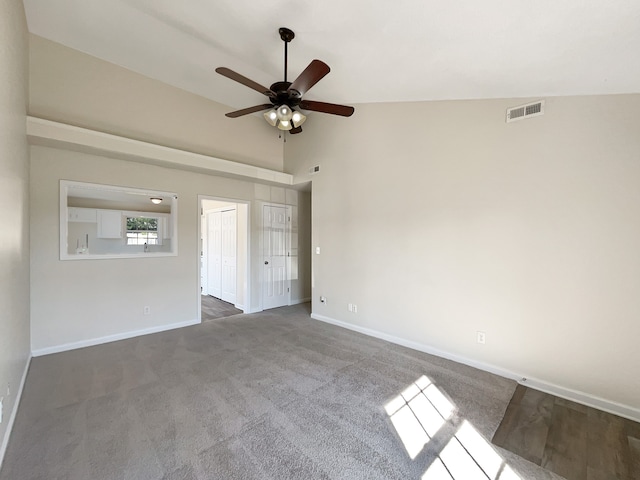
[311,313,640,423]
[0,354,31,470]
[32,319,200,357]
[311,313,521,381]
[519,377,640,422]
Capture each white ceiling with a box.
[24,0,640,110]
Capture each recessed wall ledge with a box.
[26,116,293,186]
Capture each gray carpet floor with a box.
[1,304,563,479]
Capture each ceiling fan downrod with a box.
[279,27,295,83]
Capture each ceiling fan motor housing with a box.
[269,81,302,107]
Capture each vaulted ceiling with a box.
[24,0,640,110]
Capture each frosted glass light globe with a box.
[276,105,293,121]
[277,120,292,131]
[264,109,278,126]
[291,111,306,126]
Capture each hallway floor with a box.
[201,295,243,321]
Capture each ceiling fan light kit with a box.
[263,105,307,131]
[216,27,354,135]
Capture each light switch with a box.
[315,247,321,255]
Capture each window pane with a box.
[127,231,160,246]
[126,217,158,231]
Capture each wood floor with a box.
[492,385,640,480]
[201,295,243,321]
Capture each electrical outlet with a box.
[143,306,151,315]
[320,296,326,304]
[353,304,358,313]
[7,382,10,397]
[348,303,353,312]
[477,331,486,344]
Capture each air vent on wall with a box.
[506,100,545,123]
[309,165,320,175]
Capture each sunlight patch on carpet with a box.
[387,376,522,479]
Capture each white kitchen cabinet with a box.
[68,207,97,223]
[97,210,123,238]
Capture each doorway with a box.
[199,197,249,322]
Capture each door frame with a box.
[197,195,251,322]
[261,202,292,310]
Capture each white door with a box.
[207,211,222,298]
[221,209,237,304]
[263,205,289,310]
[200,214,207,294]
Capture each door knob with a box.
[265,261,269,265]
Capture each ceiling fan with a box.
[215,27,355,135]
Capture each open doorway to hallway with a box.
[201,295,242,321]
[198,196,249,322]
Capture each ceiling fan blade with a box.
[290,126,303,134]
[215,67,275,97]
[288,60,330,97]
[225,104,273,118]
[299,100,355,117]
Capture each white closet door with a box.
[220,209,237,304]
[201,214,207,294]
[206,211,222,298]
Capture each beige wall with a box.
[28,34,312,353]
[285,94,640,412]
[0,0,30,462]
[29,34,284,171]
[30,146,309,352]
[292,190,312,302]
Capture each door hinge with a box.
[287,287,290,292]
[288,216,291,222]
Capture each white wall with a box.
[285,94,640,415]
[236,203,248,309]
[30,146,309,353]
[291,190,312,303]
[0,0,30,465]
[29,34,284,171]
